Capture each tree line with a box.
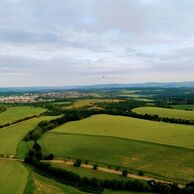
[24,101,194,141]
[25,142,194,194]
[0,115,38,129]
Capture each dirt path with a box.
[49,159,183,187]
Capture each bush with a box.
[73,159,82,167]
[93,164,98,170]
[44,153,54,160]
[122,170,128,177]
[138,171,144,176]
[116,166,120,171]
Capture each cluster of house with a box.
[0,94,38,103]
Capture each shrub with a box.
[73,159,82,167]
[116,166,120,171]
[122,170,128,177]
[138,171,144,176]
[93,164,98,170]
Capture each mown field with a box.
[31,173,89,194]
[132,107,194,120]
[36,133,194,182]
[0,116,56,156]
[172,104,194,110]
[51,114,194,149]
[0,106,46,125]
[0,159,29,194]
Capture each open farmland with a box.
[0,106,46,125]
[65,99,121,109]
[32,173,89,194]
[39,133,194,182]
[32,172,148,194]
[51,114,194,149]
[132,107,194,121]
[0,159,29,194]
[0,116,57,156]
[172,104,194,110]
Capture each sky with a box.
[1,0,194,87]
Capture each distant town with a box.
[0,91,99,104]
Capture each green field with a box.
[0,106,46,125]
[0,159,29,194]
[172,104,194,110]
[0,116,56,156]
[132,107,194,121]
[51,114,194,149]
[37,133,194,182]
[32,173,89,194]
[65,99,121,109]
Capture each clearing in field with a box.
[51,114,194,149]
[132,107,194,121]
[0,159,29,194]
[39,133,194,183]
[0,116,57,156]
[0,106,46,125]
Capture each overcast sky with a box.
[1,0,194,87]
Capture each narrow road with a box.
[49,159,184,187]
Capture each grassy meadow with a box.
[0,106,46,125]
[172,104,194,110]
[51,114,194,149]
[38,133,194,182]
[0,159,29,194]
[0,116,56,156]
[132,107,194,120]
[32,173,89,194]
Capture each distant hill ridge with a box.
[0,81,194,93]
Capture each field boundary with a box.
[48,131,194,152]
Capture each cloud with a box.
[0,0,194,86]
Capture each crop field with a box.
[0,116,57,156]
[65,99,121,109]
[172,104,194,110]
[51,114,194,149]
[0,159,29,194]
[32,173,88,194]
[0,106,46,125]
[39,133,194,182]
[132,107,194,120]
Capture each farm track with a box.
[49,159,185,188]
[0,156,185,188]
